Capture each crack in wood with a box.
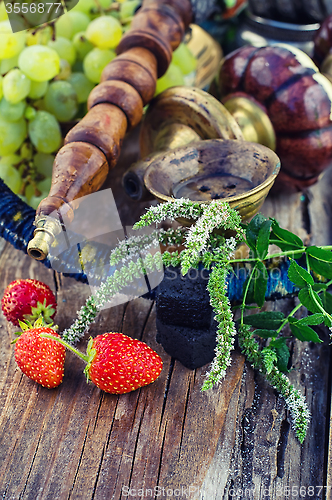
[178,380,192,460]
[68,422,91,500]
[92,393,105,433]
[138,300,155,342]
[19,426,45,499]
[276,417,290,478]
[91,444,106,500]
[154,421,168,500]
[158,358,175,434]
[301,192,312,240]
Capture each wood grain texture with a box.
[0,165,332,499]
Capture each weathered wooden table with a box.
[0,156,332,500]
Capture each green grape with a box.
[2,69,31,104]
[72,31,94,61]
[0,2,8,21]
[20,142,33,160]
[85,16,123,50]
[55,60,72,81]
[67,11,90,36]
[48,37,77,66]
[25,182,35,202]
[0,54,19,76]
[0,75,3,101]
[71,0,96,16]
[119,0,140,22]
[0,163,22,194]
[0,154,21,167]
[28,80,49,99]
[33,152,54,177]
[44,81,78,122]
[26,26,52,46]
[0,21,26,59]
[172,43,197,75]
[99,0,113,8]
[28,111,62,154]
[25,106,37,121]
[0,115,26,155]
[29,193,46,210]
[155,62,185,96]
[54,13,73,39]
[83,48,115,83]
[67,72,95,103]
[19,45,61,82]
[0,98,26,122]
[37,177,52,193]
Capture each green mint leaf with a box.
[312,283,328,292]
[270,338,290,372]
[289,321,323,343]
[256,220,272,259]
[321,290,332,314]
[242,311,285,330]
[306,246,332,279]
[253,261,268,307]
[244,261,268,307]
[287,259,314,288]
[297,313,325,326]
[298,287,324,314]
[252,328,278,339]
[269,219,304,251]
[246,214,268,252]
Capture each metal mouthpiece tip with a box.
[27,234,50,261]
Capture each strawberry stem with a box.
[40,333,89,363]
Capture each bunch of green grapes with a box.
[0,0,197,209]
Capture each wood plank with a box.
[0,165,331,499]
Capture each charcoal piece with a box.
[156,266,213,329]
[156,317,217,369]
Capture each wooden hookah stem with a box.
[36,0,193,221]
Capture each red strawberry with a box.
[85,332,163,394]
[2,279,57,326]
[14,324,65,389]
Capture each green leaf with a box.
[297,313,325,326]
[289,320,323,343]
[246,214,268,252]
[321,291,332,314]
[256,220,272,259]
[312,283,328,292]
[252,329,278,339]
[298,287,324,314]
[287,259,314,288]
[306,246,332,279]
[269,219,304,252]
[242,311,285,330]
[244,261,268,307]
[270,338,290,372]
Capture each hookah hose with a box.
[0,179,91,283]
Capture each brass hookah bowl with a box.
[122,86,281,224]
